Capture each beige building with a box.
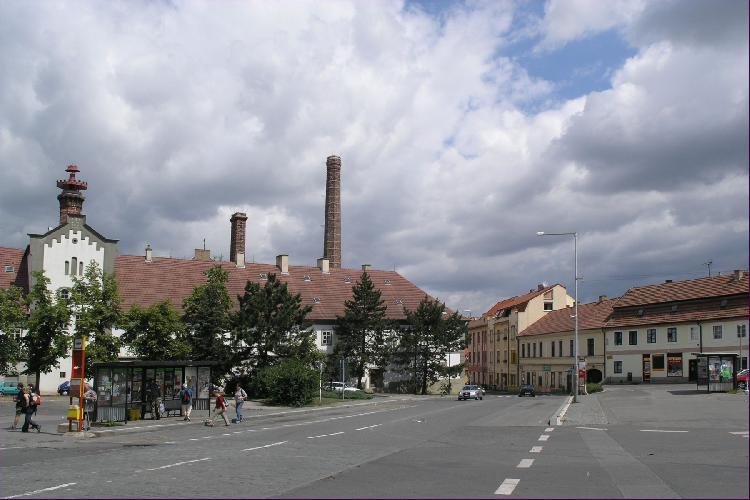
[604,271,749,386]
[518,297,615,392]
[466,284,573,389]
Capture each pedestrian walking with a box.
[146,380,162,420]
[83,383,97,431]
[178,384,193,421]
[20,387,41,433]
[234,383,247,423]
[12,382,24,430]
[207,391,230,427]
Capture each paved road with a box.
[0,386,747,498]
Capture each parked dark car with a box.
[518,384,536,397]
[57,380,70,395]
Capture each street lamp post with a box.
[537,231,579,403]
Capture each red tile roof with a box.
[519,298,616,337]
[613,273,749,308]
[115,255,431,321]
[484,285,558,318]
[0,246,28,293]
[605,297,748,328]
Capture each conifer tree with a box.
[183,266,232,370]
[0,285,27,375]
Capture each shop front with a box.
[694,353,740,392]
[91,360,221,423]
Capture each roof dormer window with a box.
[312,297,321,304]
[671,305,678,312]
[3,265,14,273]
[303,274,311,282]
[259,273,267,280]
[720,299,728,309]
[384,279,391,285]
[344,277,352,284]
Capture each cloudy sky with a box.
[0,0,747,315]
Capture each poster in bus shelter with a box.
[198,367,211,399]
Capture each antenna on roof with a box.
[704,260,713,277]
[203,238,206,251]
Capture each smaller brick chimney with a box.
[145,244,152,263]
[230,212,247,268]
[317,257,330,274]
[361,264,371,272]
[733,269,744,281]
[276,254,289,274]
[598,295,607,302]
[194,249,211,261]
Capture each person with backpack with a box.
[178,384,193,422]
[207,391,229,427]
[12,383,24,430]
[29,384,40,416]
[20,387,40,433]
[234,383,247,423]
[83,383,97,431]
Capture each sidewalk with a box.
[560,392,609,426]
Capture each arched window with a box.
[79,261,84,275]
[59,288,70,300]
[65,261,70,275]
[71,257,78,276]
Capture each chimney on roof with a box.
[664,279,673,283]
[276,254,289,274]
[598,295,607,302]
[57,164,88,226]
[230,212,247,268]
[537,283,545,291]
[194,249,211,261]
[733,269,744,281]
[323,155,342,269]
[317,257,330,274]
[145,244,152,263]
[362,264,371,272]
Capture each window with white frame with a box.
[614,331,623,346]
[647,329,656,343]
[321,331,333,346]
[614,361,623,374]
[628,330,638,345]
[713,325,722,339]
[543,290,553,311]
[690,326,699,341]
[667,327,677,343]
[738,324,747,338]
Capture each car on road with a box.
[737,369,748,390]
[518,384,536,397]
[458,385,483,400]
[325,382,362,393]
[0,381,20,396]
[58,380,71,395]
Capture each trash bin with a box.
[67,405,82,420]
[128,407,141,421]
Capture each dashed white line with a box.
[242,440,288,452]
[0,446,25,451]
[355,424,381,431]
[544,427,554,432]
[640,429,689,433]
[188,438,199,441]
[2,483,78,499]
[517,459,534,468]
[530,446,543,453]
[307,431,345,439]
[576,426,608,431]
[146,457,211,471]
[494,478,520,495]
[538,434,550,441]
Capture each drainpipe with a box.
[602,327,607,381]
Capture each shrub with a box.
[586,383,603,393]
[386,380,418,394]
[252,359,318,406]
[321,389,372,400]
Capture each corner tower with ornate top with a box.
[57,164,88,226]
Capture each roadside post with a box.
[68,336,87,432]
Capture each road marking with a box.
[355,424,381,431]
[494,478,520,495]
[517,459,534,468]
[189,438,199,441]
[307,431,345,439]
[146,457,211,471]
[545,427,554,432]
[2,483,78,499]
[729,431,749,435]
[242,440,288,452]
[530,446,543,453]
[577,426,608,431]
[163,441,176,444]
[538,434,549,441]
[0,446,25,451]
[640,429,689,433]
[233,431,243,434]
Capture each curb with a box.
[550,395,574,426]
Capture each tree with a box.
[121,300,191,360]
[70,261,122,364]
[0,285,27,375]
[23,271,71,389]
[183,266,232,373]
[334,271,388,389]
[395,296,467,395]
[232,273,315,372]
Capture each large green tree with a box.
[23,271,71,389]
[183,266,232,372]
[121,300,191,360]
[0,285,27,375]
[70,261,122,364]
[334,271,388,389]
[232,273,316,372]
[395,296,467,395]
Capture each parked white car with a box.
[326,382,362,393]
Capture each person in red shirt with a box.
[207,391,230,427]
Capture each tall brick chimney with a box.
[230,212,248,268]
[57,164,88,226]
[323,155,342,269]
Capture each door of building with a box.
[642,354,651,382]
[688,359,698,382]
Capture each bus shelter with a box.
[694,353,740,392]
[91,360,221,423]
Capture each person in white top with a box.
[234,383,247,423]
[83,383,97,431]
